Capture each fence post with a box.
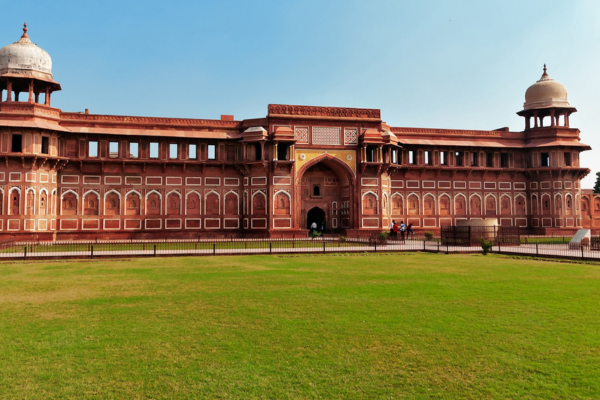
[270,242,272,254]
[374,241,377,253]
[536,243,539,256]
[581,244,584,260]
[91,245,94,259]
[24,246,27,259]
[154,244,156,257]
[323,241,325,253]
[213,243,216,255]
[423,240,426,251]
[437,241,440,253]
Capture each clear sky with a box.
[3,0,599,187]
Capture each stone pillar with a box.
[565,112,570,127]
[6,80,12,102]
[35,92,40,103]
[533,111,539,128]
[28,79,34,103]
[45,87,50,105]
[525,115,530,130]
[273,142,278,161]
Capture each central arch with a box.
[295,154,356,231]
[307,207,326,230]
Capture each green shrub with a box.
[424,231,434,241]
[480,238,493,255]
[310,230,322,239]
[339,235,347,243]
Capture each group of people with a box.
[390,220,413,240]
[310,221,325,233]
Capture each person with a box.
[407,223,414,238]
[392,221,399,239]
[390,220,395,238]
[310,221,317,233]
[321,221,325,233]
[400,221,406,241]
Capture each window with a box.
[500,153,508,168]
[409,150,416,165]
[189,144,197,160]
[313,186,320,196]
[471,152,478,167]
[564,152,571,166]
[392,149,397,164]
[150,142,159,159]
[541,152,550,167]
[277,144,289,160]
[109,141,119,158]
[89,141,98,157]
[169,143,178,159]
[11,134,22,153]
[455,151,463,167]
[366,146,375,162]
[129,142,138,159]
[441,151,447,166]
[486,152,494,167]
[208,144,216,160]
[41,136,49,154]
[425,151,432,165]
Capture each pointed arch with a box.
[514,193,527,215]
[251,190,266,215]
[9,187,21,216]
[423,193,435,215]
[39,188,48,216]
[484,193,497,216]
[541,193,551,215]
[51,189,57,215]
[407,192,419,215]
[391,193,404,215]
[273,189,290,215]
[146,190,162,216]
[500,194,512,216]
[166,190,182,215]
[382,192,389,215]
[185,190,201,215]
[82,189,100,216]
[205,190,221,215]
[469,193,482,216]
[224,190,240,215]
[0,187,4,215]
[554,193,563,215]
[104,189,121,216]
[125,190,142,216]
[361,190,379,215]
[61,189,79,216]
[25,187,36,216]
[295,153,357,186]
[565,193,573,216]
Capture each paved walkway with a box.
[2,240,599,260]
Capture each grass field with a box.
[1,253,599,398]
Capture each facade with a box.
[0,25,595,240]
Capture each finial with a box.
[22,21,29,38]
[543,63,547,74]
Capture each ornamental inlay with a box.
[344,129,358,144]
[294,127,309,143]
[312,127,341,145]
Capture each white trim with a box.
[224,190,240,215]
[165,190,182,215]
[104,189,122,216]
[25,187,36,216]
[39,188,49,216]
[145,190,162,216]
[185,190,202,215]
[82,190,100,215]
[205,190,221,215]
[251,190,267,215]
[60,189,79,216]
[125,190,142,215]
[361,191,379,215]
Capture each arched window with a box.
[313,185,320,196]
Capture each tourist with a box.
[310,221,317,233]
[321,222,325,233]
[407,223,414,238]
[390,220,395,238]
[400,221,406,241]
[392,221,399,239]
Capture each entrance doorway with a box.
[307,207,326,231]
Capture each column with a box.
[45,87,50,105]
[28,79,34,103]
[6,80,12,102]
[550,109,555,127]
[533,111,538,128]
[273,142,278,161]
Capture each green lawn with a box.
[1,253,599,398]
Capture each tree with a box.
[594,172,600,194]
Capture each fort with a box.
[0,23,596,240]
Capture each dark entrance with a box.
[307,207,326,231]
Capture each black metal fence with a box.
[1,234,600,261]
[440,226,521,246]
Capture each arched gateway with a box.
[295,155,356,231]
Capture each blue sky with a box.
[3,0,600,187]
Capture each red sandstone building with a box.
[0,25,596,240]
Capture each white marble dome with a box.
[523,65,570,110]
[0,23,53,78]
